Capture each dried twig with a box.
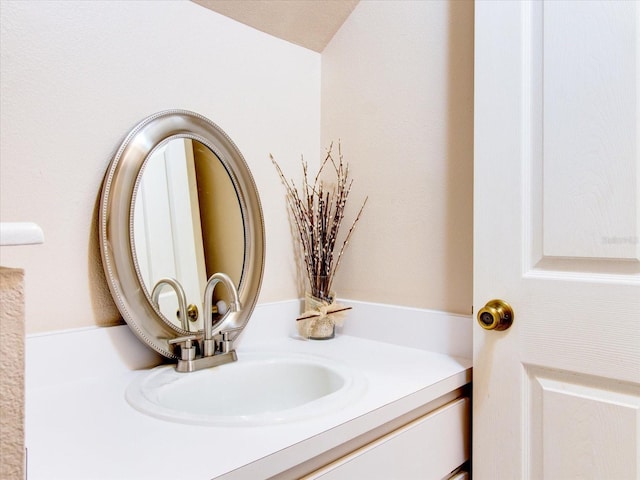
[270,142,366,301]
[296,306,353,322]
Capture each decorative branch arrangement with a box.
[270,141,368,303]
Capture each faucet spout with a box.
[203,272,241,356]
[151,277,189,331]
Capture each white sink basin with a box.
[126,351,366,426]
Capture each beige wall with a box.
[0,0,320,333]
[193,141,244,298]
[321,0,474,315]
[1,0,474,334]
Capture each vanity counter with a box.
[26,320,471,480]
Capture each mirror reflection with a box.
[133,138,244,333]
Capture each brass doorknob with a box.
[477,299,514,331]
[176,304,200,322]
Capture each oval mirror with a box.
[99,110,265,359]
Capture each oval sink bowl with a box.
[126,351,366,426]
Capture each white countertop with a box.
[25,302,472,480]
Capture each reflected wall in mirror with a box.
[133,138,244,332]
[99,110,264,359]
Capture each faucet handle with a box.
[218,327,243,354]
[168,335,199,361]
[220,331,232,354]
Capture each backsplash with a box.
[26,299,471,390]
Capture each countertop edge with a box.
[219,368,472,479]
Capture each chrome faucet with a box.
[168,272,241,373]
[203,272,241,357]
[151,277,189,331]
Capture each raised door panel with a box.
[540,1,638,261]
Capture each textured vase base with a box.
[308,326,335,340]
[299,291,338,340]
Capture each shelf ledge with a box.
[0,222,45,246]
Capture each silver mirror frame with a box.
[99,110,265,359]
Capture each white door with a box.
[133,138,207,330]
[474,1,640,479]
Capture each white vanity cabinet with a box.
[303,397,470,480]
[26,324,472,480]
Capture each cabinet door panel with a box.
[304,398,469,480]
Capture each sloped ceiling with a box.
[191,0,359,52]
